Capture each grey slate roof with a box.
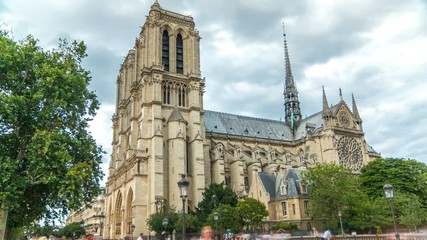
[204,110,293,141]
[258,168,306,200]
[258,172,276,198]
[168,107,187,123]
[283,168,303,197]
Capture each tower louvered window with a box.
[178,85,186,107]
[162,30,169,71]
[176,33,183,74]
[163,83,170,104]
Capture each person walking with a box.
[322,229,332,240]
[137,233,144,240]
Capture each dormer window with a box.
[162,30,170,71]
[301,182,307,194]
[176,33,183,74]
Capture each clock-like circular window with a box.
[337,136,363,170]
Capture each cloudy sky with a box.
[1,0,426,183]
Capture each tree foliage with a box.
[359,158,427,204]
[236,198,269,231]
[146,207,180,235]
[195,183,238,224]
[303,164,361,230]
[56,222,85,239]
[0,31,104,230]
[205,205,241,233]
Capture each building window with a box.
[178,85,186,107]
[162,30,169,71]
[281,201,287,216]
[301,182,307,194]
[292,204,296,215]
[163,83,170,104]
[176,33,183,74]
[304,200,309,216]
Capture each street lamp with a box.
[177,174,190,240]
[212,194,217,208]
[337,210,344,235]
[213,212,219,240]
[383,184,400,240]
[131,224,136,240]
[162,218,169,237]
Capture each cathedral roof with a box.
[204,110,293,141]
[168,107,187,123]
[258,172,276,198]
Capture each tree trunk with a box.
[0,208,8,240]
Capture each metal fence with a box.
[101,233,427,240]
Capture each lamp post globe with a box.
[131,224,136,240]
[383,183,394,199]
[383,184,399,240]
[177,174,190,240]
[162,217,169,236]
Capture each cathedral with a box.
[104,1,379,239]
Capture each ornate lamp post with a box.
[384,184,400,240]
[213,212,219,240]
[177,174,190,240]
[338,210,344,235]
[131,224,136,240]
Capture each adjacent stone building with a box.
[104,1,379,239]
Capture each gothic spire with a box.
[282,24,301,127]
[352,93,362,122]
[322,86,332,118]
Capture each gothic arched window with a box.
[163,82,170,104]
[176,33,183,74]
[162,30,170,71]
[178,85,186,107]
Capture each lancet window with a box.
[162,30,170,71]
[176,33,184,74]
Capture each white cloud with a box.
[1,0,426,171]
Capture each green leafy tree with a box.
[175,213,199,234]
[303,163,361,231]
[396,193,426,232]
[146,207,180,235]
[195,183,238,224]
[205,205,242,233]
[236,198,269,231]
[56,222,85,239]
[345,196,390,233]
[0,31,104,238]
[359,158,427,204]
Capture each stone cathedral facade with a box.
[104,1,379,238]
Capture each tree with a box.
[236,198,269,231]
[396,193,426,232]
[56,222,85,239]
[303,164,361,231]
[0,31,104,238]
[195,183,238,224]
[345,196,391,233]
[359,158,427,204]
[205,205,242,234]
[146,207,179,235]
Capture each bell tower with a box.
[106,1,205,238]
